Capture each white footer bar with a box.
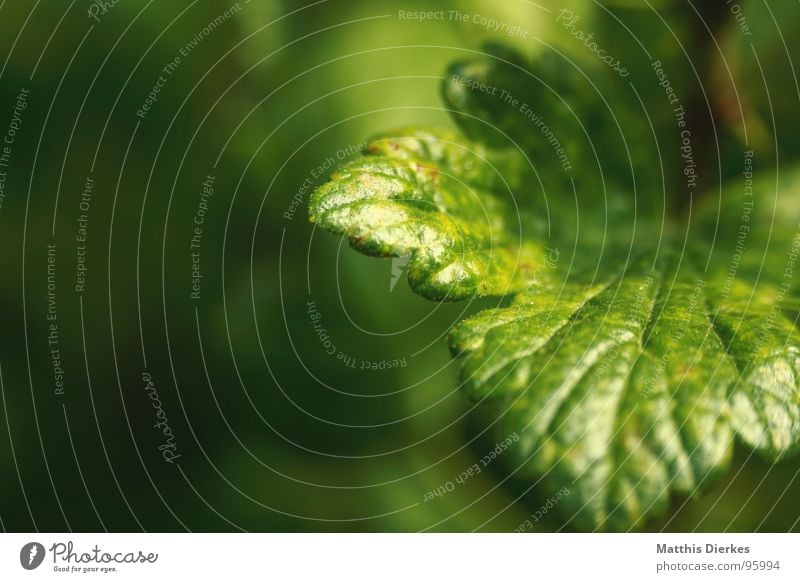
[1,533,797,581]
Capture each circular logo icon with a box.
[19,542,45,570]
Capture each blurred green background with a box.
[0,0,798,532]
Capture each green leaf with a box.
[441,43,670,213]
[309,45,800,530]
[309,128,554,300]
[451,252,800,530]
